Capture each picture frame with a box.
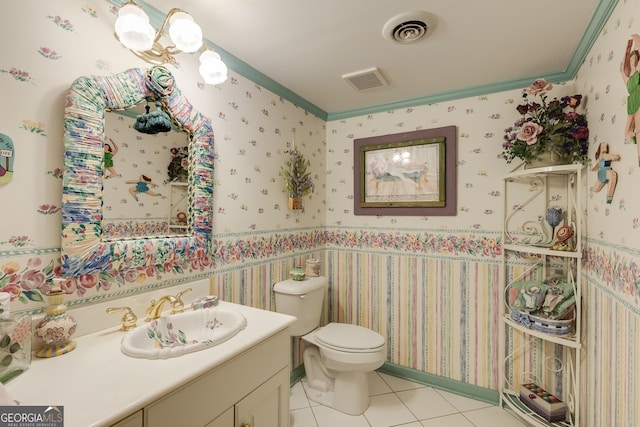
[353,126,457,216]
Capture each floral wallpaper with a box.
[0,0,639,425]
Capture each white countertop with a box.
[5,300,295,427]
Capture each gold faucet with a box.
[145,295,177,321]
[170,288,192,314]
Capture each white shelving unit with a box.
[499,164,585,427]
[168,181,189,234]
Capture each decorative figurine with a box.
[545,207,563,243]
[622,34,640,164]
[551,225,575,251]
[590,143,620,204]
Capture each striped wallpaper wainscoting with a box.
[326,249,502,391]
[583,280,639,426]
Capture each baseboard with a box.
[290,364,306,386]
[290,362,499,406]
[377,362,499,405]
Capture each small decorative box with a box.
[191,295,219,310]
[519,383,567,422]
[290,268,306,281]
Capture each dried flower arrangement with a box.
[502,79,589,165]
[281,147,314,208]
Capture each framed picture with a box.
[353,126,457,216]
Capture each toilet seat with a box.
[314,323,385,353]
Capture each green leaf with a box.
[9,343,20,354]
[178,330,187,344]
[0,335,10,348]
[23,290,44,303]
[0,355,12,367]
[42,259,54,276]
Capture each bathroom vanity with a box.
[6,297,295,427]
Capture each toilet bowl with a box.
[272,276,387,415]
[301,322,386,415]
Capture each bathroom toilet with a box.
[273,276,386,415]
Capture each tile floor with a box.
[290,371,529,427]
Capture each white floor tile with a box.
[291,375,525,427]
[290,407,318,427]
[462,406,528,427]
[290,381,311,410]
[311,404,371,427]
[369,371,393,396]
[364,393,419,427]
[378,372,426,392]
[435,389,492,412]
[420,413,475,427]
[396,387,458,420]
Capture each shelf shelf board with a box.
[502,390,573,427]
[503,244,581,258]
[503,315,581,348]
[503,164,584,180]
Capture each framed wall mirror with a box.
[61,66,214,276]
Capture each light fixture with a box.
[114,1,227,84]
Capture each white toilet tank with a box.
[273,276,327,336]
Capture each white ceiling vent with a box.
[342,68,388,91]
[382,11,435,44]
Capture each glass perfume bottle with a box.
[0,292,32,383]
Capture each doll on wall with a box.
[126,174,161,202]
[622,34,640,164]
[104,138,121,178]
[590,143,621,204]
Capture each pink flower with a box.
[524,79,553,96]
[79,274,99,289]
[517,122,543,145]
[2,285,21,301]
[20,269,46,290]
[60,278,78,294]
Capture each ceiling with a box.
[134,0,615,120]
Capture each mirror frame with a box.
[61,66,214,276]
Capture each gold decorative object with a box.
[288,197,303,210]
[34,279,77,358]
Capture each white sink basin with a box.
[121,307,247,359]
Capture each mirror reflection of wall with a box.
[102,103,190,240]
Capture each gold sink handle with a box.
[106,306,138,331]
[171,288,193,314]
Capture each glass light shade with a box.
[199,51,228,85]
[169,12,203,53]
[115,4,154,51]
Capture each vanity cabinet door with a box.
[111,410,143,427]
[236,367,289,427]
[144,330,289,427]
[206,407,234,427]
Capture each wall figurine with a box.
[126,175,161,202]
[590,143,620,204]
[622,34,640,165]
[104,138,121,178]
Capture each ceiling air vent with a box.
[342,68,388,92]
[382,11,435,44]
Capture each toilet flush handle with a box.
[299,294,306,299]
